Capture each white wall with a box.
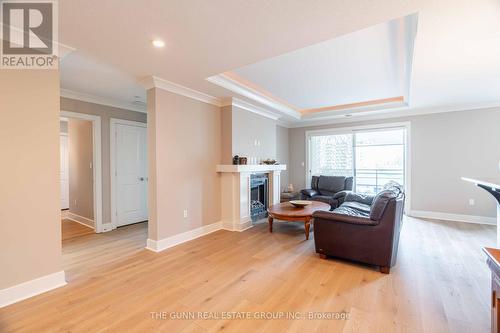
[289,107,500,219]
[231,105,277,162]
[276,125,290,190]
[221,106,289,190]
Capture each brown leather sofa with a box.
[312,183,405,273]
[300,175,353,209]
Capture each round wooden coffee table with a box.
[267,201,331,240]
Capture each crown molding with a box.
[288,100,500,128]
[228,98,282,121]
[222,97,292,126]
[206,73,302,119]
[60,89,147,113]
[300,99,408,121]
[140,76,222,107]
[301,96,406,116]
[276,119,293,128]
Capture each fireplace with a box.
[217,164,285,231]
[250,174,268,221]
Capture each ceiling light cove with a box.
[207,14,418,121]
[152,39,165,48]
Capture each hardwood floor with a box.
[0,217,495,332]
[61,219,148,282]
[62,218,94,241]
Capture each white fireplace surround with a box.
[217,164,286,231]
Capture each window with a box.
[309,134,353,178]
[307,126,407,194]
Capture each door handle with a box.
[139,177,145,181]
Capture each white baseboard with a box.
[221,221,236,231]
[408,210,496,225]
[221,220,253,232]
[64,212,95,229]
[100,223,115,233]
[0,271,66,308]
[146,221,224,253]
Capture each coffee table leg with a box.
[268,216,274,233]
[305,217,311,240]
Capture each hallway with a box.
[62,219,147,281]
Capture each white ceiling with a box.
[58,0,500,125]
[60,51,146,112]
[231,15,417,110]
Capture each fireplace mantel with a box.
[218,164,286,231]
[216,164,286,173]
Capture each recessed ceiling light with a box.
[344,114,352,118]
[152,39,165,48]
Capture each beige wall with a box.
[0,70,62,289]
[289,107,500,218]
[68,119,94,223]
[276,125,290,190]
[147,89,158,240]
[148,89,221,240]
[60,98,147,224]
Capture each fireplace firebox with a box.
[250,174,268,221]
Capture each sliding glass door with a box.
[309,133,354,177]
[354,128,405,194]
[307,126,407,194]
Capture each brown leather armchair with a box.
[300,175,353,209]
[312,184,405,273]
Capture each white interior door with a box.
[114,123,148,226]
[60,134,69,209]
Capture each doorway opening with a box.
[60,111,103,232]
[59,111,148,282]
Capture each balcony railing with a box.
[311,168,404,194]
[355,168,404,194]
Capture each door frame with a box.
[110,118,147,229]
[60,110,104,233]
[305,121,412,212]
[59,131,69,210]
